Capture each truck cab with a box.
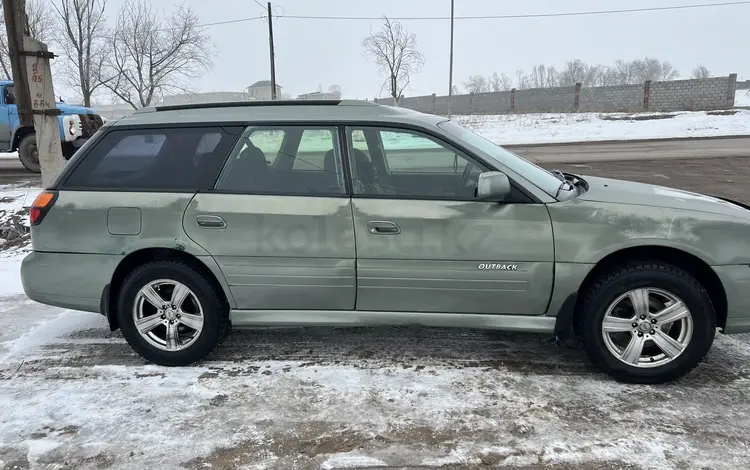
[0,80,105,172]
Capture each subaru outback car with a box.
[20,100,750,384]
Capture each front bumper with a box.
[714,265,750,334]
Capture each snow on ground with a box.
[455,109,750,146]
[737,89,750,107]
[1,295,750,469]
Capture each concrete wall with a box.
[737,80,750,90]
[377,74,737,115]
[648,76,736,111]
[579,84,643,112]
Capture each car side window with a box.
[345,127,487,199]
[62,127,241,191]
[247,129,284,165]
[215,125,345,195]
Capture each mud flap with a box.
[552,292,578,344]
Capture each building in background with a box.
[297,90,342,100]
[246,80,283,100]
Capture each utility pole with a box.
[2,0,32,128]
[448,0,454,118]
[267,2,277,100]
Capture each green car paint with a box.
[20,100,750,344]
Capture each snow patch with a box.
[0,310,96,363]
[454,109,750,145]
[0,251,26,296]
[736,89,750,107]
[321,454,388,469]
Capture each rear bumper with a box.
[21,251,122,313]
[714,265,750,334]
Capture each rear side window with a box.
[63,127,241,191]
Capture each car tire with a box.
[117,260,230,366]
[579,261,715,384]
[18,134,40,173]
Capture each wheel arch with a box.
[104,248,233,331]
[11,126,35,150]
[573,245,727,332]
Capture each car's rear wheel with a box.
[118,260,229,366]
[579,261,715,384]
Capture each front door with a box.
[345,126,554,315]
[183,125,356,311]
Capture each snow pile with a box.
[736,89,750,107]
[455,109,750,146]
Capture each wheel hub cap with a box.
[601,287,693,368]
[133,279,204,352]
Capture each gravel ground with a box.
[3,157,750,469]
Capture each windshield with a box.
[438,120,562,197]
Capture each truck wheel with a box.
[579,261,716,384]
[18,134,40,173]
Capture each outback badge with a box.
[478,263,519,271]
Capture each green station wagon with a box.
[21,100,750,383]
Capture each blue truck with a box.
[0,80,105,172]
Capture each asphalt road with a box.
[506,136,750,163]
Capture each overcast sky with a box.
[79,0,750,101]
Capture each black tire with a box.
[579,261,716,384]
[18,134,40,173]
[117,260,230,366]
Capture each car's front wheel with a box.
[117,260,229,366]
[579,261,716,384]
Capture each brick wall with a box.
[376,74,738,115]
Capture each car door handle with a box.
[196,215,227,229]
[367,221,400,235]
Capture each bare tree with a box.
[101,0,212,109]
[451,84,459,95]
[52,0,109,107]
[489,72,512,91]
[362,16,425,103]
[328,84,342,94]
[463,75,489,94]
[0,0,54,79]
[631,58,680,82]
[515,69,529,90]
[528,64,558,88]
[691,64,711,79]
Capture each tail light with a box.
[29,190,58,226]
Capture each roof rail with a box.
[150,100,344,112]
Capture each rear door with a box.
[346,126,554,315]
[183,125,357,311]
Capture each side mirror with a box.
[477,171,511,201]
